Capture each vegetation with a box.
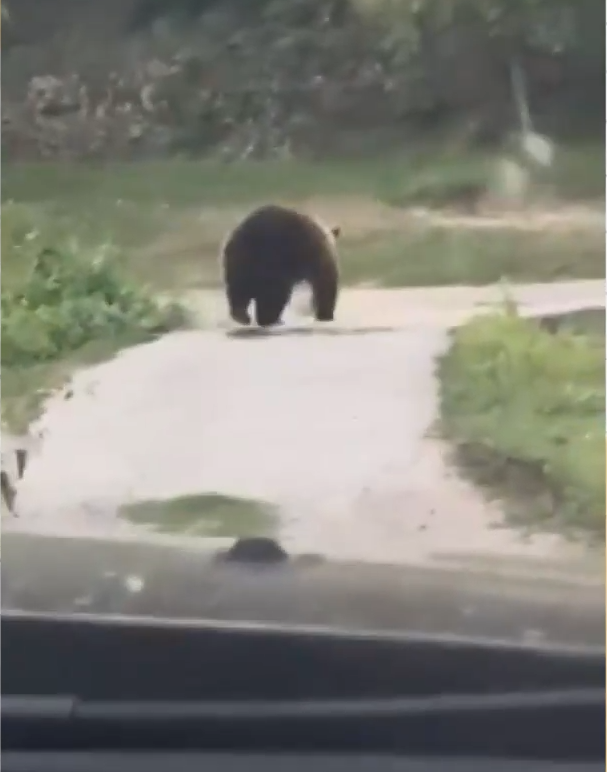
[3,142,604,293]
[439,306,605,541]
[1,203,186,431]
[3,0,604,159]
[343,221,604,288]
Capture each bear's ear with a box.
[331,226,341,239]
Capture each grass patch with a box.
[120,493,277,537]
[3,142,603,293]
[4,144,602,215]
[551,143,607,201]
[439,307,605,542]
[2,152,498,213]
[378,152,490,209]
[1,202,186,432]
[342,225,604,287]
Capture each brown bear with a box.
[220,204,340,328]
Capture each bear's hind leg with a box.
[230,305,252,325]
[226,283,252,325]
[310,261,338,322]
[254,286,292,328]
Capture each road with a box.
[6,279,605,575]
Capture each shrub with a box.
[2,204,186,367]
[439,308,605,540]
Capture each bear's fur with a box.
[220,204,340,327]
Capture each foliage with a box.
[3,146,603,298]
[1,203,186,367]
[439,308,605,540]
[3,0,603,160]
[354,0,600,53]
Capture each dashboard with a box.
[4,536,604,770]
[3,610,604,770]
[4,752,605,772]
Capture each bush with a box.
[2,204,186,367]
[439,309,605,540]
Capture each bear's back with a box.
[223,205,331,280]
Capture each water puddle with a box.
[120,493,277,537]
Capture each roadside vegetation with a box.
[1,203,186,432]
[3,144,604,292]
[439,306,605,542]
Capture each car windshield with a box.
[2,0,604,648]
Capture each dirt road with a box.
[6,279,605,574]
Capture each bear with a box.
[220,204,340,328]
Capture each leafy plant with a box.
[2,205,186,367]
[439,308,605,540]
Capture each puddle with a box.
[120,493,277,537]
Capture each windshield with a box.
[2,0,604,648]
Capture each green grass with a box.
[2,152,494,211]
[342,225,604,287]
[6,142,600,210]
[550,144,607,200]
[439,307,605,542]
[120,493,277,537]
[1,202,187,432]
[3,142,604,293]
[2,156,412,251]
